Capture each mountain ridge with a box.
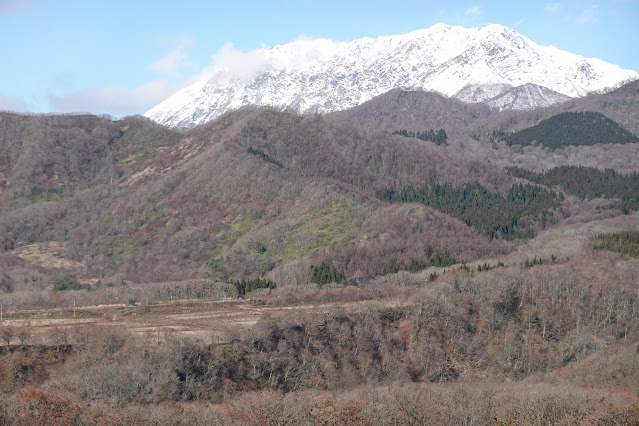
[144,23,638,128]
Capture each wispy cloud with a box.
[149,47,190,74]
[39,37,275,115]
[576,4,600,24]
[465,5,482,16]
[153,34,195,48]
[195,39,341,85]
[544,2,561,13]
[47,80,181,116]
[43,34,342,115]
[208,43,271,80]
[0,93,32,112]
[149,34,196,75]
[453,4,485,26]
[513,18,525,27]
[44,37,306,115]
[0,0,34,13]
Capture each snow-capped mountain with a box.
[145,23,639,128]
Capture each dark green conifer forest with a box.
[392,128,448,145]
[508,165,639,213]
[499,111,637,148]
[310,262,346,285]
[593,231,639,257]
[233,278,277,296]
[376,182,561,239]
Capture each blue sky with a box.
[1,0,638,117]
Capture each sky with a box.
[1,0,638,117]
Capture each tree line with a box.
[392,128,447,145]
[233,278,277,296]
[247,146,284,168]
[382,246,456,275]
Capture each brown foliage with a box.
[18,387,82,426]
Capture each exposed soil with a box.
[13,242,83,271]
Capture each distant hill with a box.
[488,79,639,138]
[329,89,490,140]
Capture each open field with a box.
[0,294,413,347]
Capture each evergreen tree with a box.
[392,128,448,145]
[311,262,346,285]
[234,277,277,296]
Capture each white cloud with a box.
[47,79,181,116]
[0,0,34,13]
[148,34,196,75]
[544,2,561,12]
[197,39,340,84]
[0,93,31,112]
[43,34,342,115]
[513,18,525,27]
[149,47,190,74]
[205,43,271,82]
[41,40,275,116]
[465,6,482,16]
[576,4,600,24]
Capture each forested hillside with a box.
[391,128,447,145]
[1,81,639,424]
[0,113,181,207]
[593,231,639,257]
[0,108,512,285]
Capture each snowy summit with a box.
[144,23,639,128]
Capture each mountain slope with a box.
[329,89,491,140]
[485,84,571,111]
[0,113,181,208]
[0,109,513,284]
[145,23,638,128]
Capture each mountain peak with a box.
[145,23,639,128]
